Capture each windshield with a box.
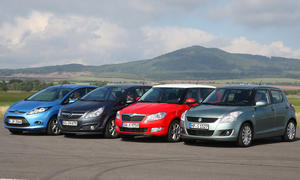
[26,87,73,101]
[81,87,126,101]
[139,88,186,104]
[203,88,254,106]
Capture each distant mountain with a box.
[1,46,300,80]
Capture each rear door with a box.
[270,90,288,132]
[254,89,276,136]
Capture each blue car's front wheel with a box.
[47,116,61,135]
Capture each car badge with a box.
[198,118,202,122]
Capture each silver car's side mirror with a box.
[255,101,267,107]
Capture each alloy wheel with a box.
[51,118,61,135]
[241,125,252,146]
[287,122,296,140]
[171,122,181,141]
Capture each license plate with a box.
[122,122,139,128]
[8,119,23,124]
[189,123,209,130]
[62,120,78,126]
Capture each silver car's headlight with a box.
[181,110,188,121]
[27,107,51,115]
[84,107,104,119]
[219,111,242,123]
[145,112,166,121]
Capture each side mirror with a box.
[68,99,77,104]
[255,101,267,107]
[185,98,196,104]
[136,97,140,101]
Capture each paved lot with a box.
[0,122,300,180]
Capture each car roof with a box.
[102,84,152,88]
[51,84,98,89]
[153,84,215,89]
[218,84,282,91]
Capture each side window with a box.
[127,88,140,102]
[87,87,96,93]
[186,88,201,102]
[63,88,86,104]
[200,88,215,99]
[255,89,271,104]
[108,87,125,101]
[270,90,284,104]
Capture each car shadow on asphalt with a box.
[183,137,300,148]
[120,136,171,143]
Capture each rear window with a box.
[270,90,284,104]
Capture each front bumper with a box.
[4,111,52,130]
[58,115,106,134]
[181,120,240,142]
[115,118,169,136]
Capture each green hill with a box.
[1,46,300,80]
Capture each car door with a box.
[254,89,276,137]
[270,90,288,132]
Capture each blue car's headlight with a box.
[27,107,51,115]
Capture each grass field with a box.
[0,91,299,126]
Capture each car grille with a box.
[121,114,145,122]
[187,129,214,136]
[187,117,218,123]
[5,116,30,127]
[61,111,85,119]
[119,127,147,133]
[61,125,79,131]
[9,110,26,114]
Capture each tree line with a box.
[0,79,108,92]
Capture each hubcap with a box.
[287,122,296,140]
[242,125,252,146]
[171,123,181,141]
[109,120,116,136]
[51,119,61,135]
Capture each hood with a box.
[61,100,114,113]
[8,100,58,112]
[187,105,252,118]
[121,102,184,115]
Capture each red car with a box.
[115,84,215,142]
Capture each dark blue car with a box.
[4,84,97,135]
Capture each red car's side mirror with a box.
[185,98,196,104]
[136,97,140,101]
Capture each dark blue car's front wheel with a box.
[47,116,61,135]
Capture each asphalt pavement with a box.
[0,122,300,180]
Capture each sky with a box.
[0,0,300,69]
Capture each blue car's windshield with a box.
[203,88,254,106]
[26,87,73,101]
[138,88,186,104]
[81,87,126,101]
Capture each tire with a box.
[165,120,181,142]
[237,123,253,147]
[282,120,296,142]
[104,118,119,138]
[9,129,23,135]
[47,116,61,135]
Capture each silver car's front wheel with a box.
[238,123,253,147]
[282,120,296,142]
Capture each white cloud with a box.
[213,0,300,27]
[0,10,300,69]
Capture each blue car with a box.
[3,84,97,135]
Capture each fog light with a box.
[35,121,42,125]
[90,126,95,130]
[151,127,163,133]
[115,126,119,130]
[220,129,233,136]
